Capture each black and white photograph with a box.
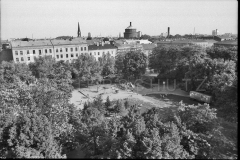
[0,0,238,159]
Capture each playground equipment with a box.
[78,90,90,99]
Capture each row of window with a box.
[15,49,51,55]
[15,47,88,56]
[89,51,114,56]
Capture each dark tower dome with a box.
[124,22,138,39]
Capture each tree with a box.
[115,51,147,80]
[99,53,115,78]
[149,45,182,79]
[140,34,151,40]
[73,54,102,87]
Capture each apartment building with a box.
[88,41,117,61]
[10,38,88,64]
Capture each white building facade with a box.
[11,39,88,64]
[88,42,117,61]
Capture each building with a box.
[214,40,238,48]
[125,39,152,44]
[50,38,88,63]
[114,43,143,54]
[212,30,216,36]
[214,35,234,41]
[88,41,117,61]
[137,31,142,38]
[11,38,88,64]
[157,39,209,48]
[124,22,138,39]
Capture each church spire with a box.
[77,22,81,37]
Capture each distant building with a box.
[137,31,142,38]
[212,30,216,36]
[88,42,117,61]
[124,22,138,39]
[157,39,209,48]
[114,43,143,54]
[214,35,234,41]
[214,40,238,48]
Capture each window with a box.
[39,50,41,55]
[71,54,74,57]
[49,49,52,53]
[16,58,19,62]
[28,57,30,61]
[76,53,78,57]
[81,47,83,51]
[56,49,58,52]
[60,48,62,52]
[90,52,92,55]
[66,54,68,58]
[71,48,73,52]
[20,51,23,55]
[98,57,101,61]
[94,52,96,55]
[27,50,29,54]
[56,55,59,59]
[66,48,68,52]
[98,52,100,55]
[45,49,47,53]
[21,57,24,61]
[60,54,63,58]
[75,47,78,51]
[15,51,18,55]
[84,47,86,51]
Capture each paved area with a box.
[70,84,189,110]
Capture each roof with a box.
[141,44,157,50]
[11,40,53,48]
[50,39,87,46]
[214,40,238,45]
[215,35,233,39]
[115,43,143,49]
[88,44,117,50]
[126,25,136,29]
[157,39,208,44]
[11,38,87,48]
[86,39,101,45]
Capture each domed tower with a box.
[124,22,138,39]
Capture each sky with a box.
[1,0,238,40]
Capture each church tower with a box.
[77,22,81,37]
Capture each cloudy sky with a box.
[1,0,238,39]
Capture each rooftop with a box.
[11,40,53,48]
[141,44,157,50]
[88,44,117,50]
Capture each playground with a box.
[69,82,199,110]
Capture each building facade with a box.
[88,42,117,61]
[11,38,88,64]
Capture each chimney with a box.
[216,29,218,35]
[130,22,132,26]
[97,42,99,46]
[102,41,104,46]
[168,27,170,37]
